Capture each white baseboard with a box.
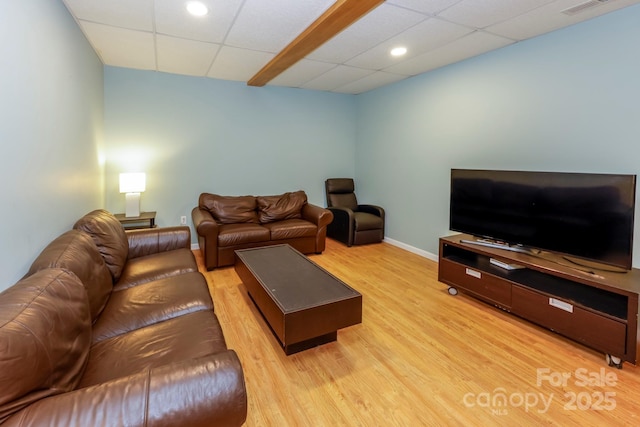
[383,237,438,262]
[191,240,439,262]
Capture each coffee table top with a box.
[234,245,361,313]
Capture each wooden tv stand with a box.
[438,234,640,368]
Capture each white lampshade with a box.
[119,173,146,217]
[119,173,146,193]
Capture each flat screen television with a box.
[449,169,636,271]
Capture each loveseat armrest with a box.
[302,204,334,253]
[301,203,334,228]
[192,207,220,270]
[3,351,247,427]
[126,226,191,259]
[192,207,219,235]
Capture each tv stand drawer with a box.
[440,258,511,308]
[439,235,640,365]
[511,286,626,356]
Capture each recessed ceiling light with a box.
[390,46,407,57]
[186,1,208,17]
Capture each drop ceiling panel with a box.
[61,0,640,93]
[385,31,515,76]
[307,4,429,63]
[207,46,274,82]
[62,0,153,31]
[268,60,337,88]
[154,0,243,43]
[487,0,640,40]
[333,71,409,94]
[438,0,556,29]
[80,22,155,70]
[301,65,375,91]
[224,0,336,52]
[156,36,220,76]
[346,18,474,70]
[387,0,466,15]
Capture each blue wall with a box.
[356,5,640,265]
[104,68,356,234]
[0,0,104,289]
[3,2,640,291]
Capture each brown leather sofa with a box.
[0,210,247,426]
[192,191,333,270]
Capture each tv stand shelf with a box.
[438,234,640,368]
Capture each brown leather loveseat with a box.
[0,209,247,426]
[192,191,333,270]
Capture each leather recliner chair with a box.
[325,178,385,246]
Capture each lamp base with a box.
[125,192,141,217]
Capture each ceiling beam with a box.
[247,0,384,87]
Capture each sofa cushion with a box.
[0,269,91,423]
[217,223,270,247]
[354,211,385,231]
[78,310,228,388]
[257,191,307,223]
[74,209,129,283]
[92,272,213,343]
[200,193,258,224]
[113,248,198,291]
[27,230,112,322]
[263,219,317,240]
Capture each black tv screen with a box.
[449,169,636,270]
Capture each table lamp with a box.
[119,173,146,217]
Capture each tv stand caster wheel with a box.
[448,287,458,296]
[606,354,623,369]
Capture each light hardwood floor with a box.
[196,239,640,426]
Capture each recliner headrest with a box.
[325,178,355,194]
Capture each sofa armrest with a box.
[327,206,354,220]
[192,207,219,235]
[327,207,355,246]
[302,204,334,253]
[192,207,220,270]
[301,203,334,228]
[3,351,247,427]
[126,226,191,259]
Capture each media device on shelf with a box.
[449,169,637,271]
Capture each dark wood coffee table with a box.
[234,244,362,354]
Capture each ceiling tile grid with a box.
[486,0,640,40]
[224,0,336,52]
[305,3,429,63]
[63,0,154,31]
[387,0,465,15]
[207,46,274,82]
[437,0,557,29]
[154,0,244,44]
[269,59,338,88]
[301,65,376,92]
[333,71,409,95]
[344,18,475,71]
[384,30,515,76]
[156,35,220,76]
[62,0,640,94]
[79,21,156,70]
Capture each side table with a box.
[115,211,156,230]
